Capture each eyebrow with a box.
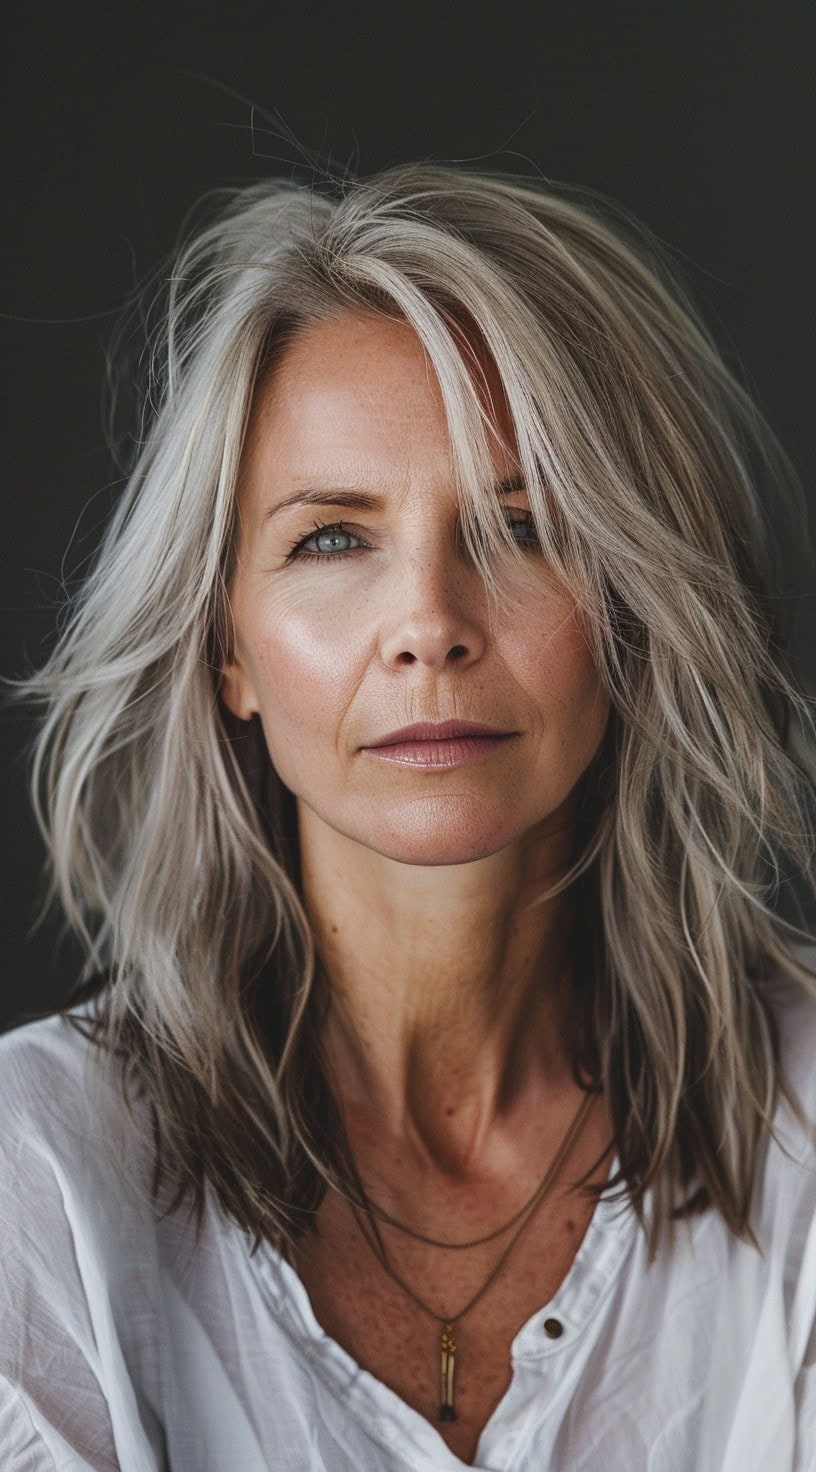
[263,473,526,521]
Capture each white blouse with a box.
[1,953,816,1472]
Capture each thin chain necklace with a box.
[326,951,584,1253]
[348,1088,595,1422]
[329,1139,578,1248]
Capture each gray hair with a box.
[14,161,816,1256]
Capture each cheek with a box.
[512,598,608,741]
[239,586,368,738]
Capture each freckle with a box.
[445,1107,456,1116]
[565,1219,576,1233]
[331,925,338,933]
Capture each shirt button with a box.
[543,1317,564,1338]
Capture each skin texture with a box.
[222,310,614,1459]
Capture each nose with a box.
[378,548,488,670]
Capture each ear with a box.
[220,651,260,722]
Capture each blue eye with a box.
[508,514,539,545]
[286,521,364,562]
[285,514,539,563]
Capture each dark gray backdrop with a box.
[2,1,814,1031]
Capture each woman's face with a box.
[223,310,610,867]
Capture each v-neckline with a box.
[247,1155,639,1470]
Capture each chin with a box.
[347,807,517,867]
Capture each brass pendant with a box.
[439,1323,457,1421]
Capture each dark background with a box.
[2,1,814,1032]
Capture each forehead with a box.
[241,309,516,485]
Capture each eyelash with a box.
[286,514,539,563]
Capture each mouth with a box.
[364,719,516,748]
[361,726,518,769]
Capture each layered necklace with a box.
[337,1088,596,1422]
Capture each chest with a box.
[291,1184,601,1465]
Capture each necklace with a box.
[327,954,585,1253]
[330,1142,580,1249]
[348,1089,595,1422]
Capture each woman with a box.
[2,161,816,1471]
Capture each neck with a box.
[297,801,583,1178]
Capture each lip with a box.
[364,719,514,748]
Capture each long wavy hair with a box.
[13,160,816,1259]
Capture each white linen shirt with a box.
[1,959,816,1472]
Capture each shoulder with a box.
[0,1001,157,1224]
[0,1000,99,1095]
[1,1000,115,1133]
[0,1010,169,1466]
